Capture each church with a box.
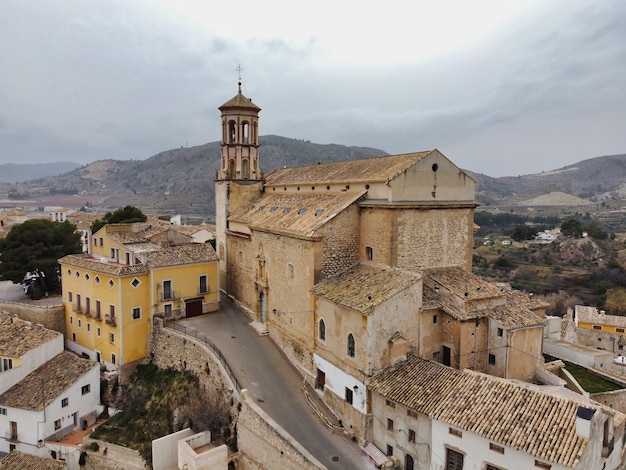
[215,85,546,439]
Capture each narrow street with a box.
[176,298,373,470]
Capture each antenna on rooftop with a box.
[237,64,244,92]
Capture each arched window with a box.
[405,454,415,470]
[228,121,236,143]
[242,159,249,179]
[347,333,355,357]
[287,263,294,278]
[319,319,326,341]
[242,121,249,143]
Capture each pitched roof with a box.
[488,303,545,330]
[146,243,218,268]
[369,355,462,415]
[0,352,95,411]
[0,317,61,357]
[59,254,149,277]
[425,266,503,302]
[229,191,365,238]
[1,451,67,469]
[219,87,261,111]
[312,263,422,314]
[370,354,624,467]
[264,151,432,186]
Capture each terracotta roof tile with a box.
[146,243,218,268]
[370,355,624,467]
[0,352,96,411]
[229,191,365,238]
[488,304,545,330]
[425,267,503,302]
[265,151,432,186]
[312,263,421,314]
[0,317,61,357]
[1,451,67,469]
[58,254,149,276]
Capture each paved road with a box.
[177,298,374,470]
[0,280,63,306]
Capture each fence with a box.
[165,321,243,394]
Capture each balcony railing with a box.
[105,314,117,327]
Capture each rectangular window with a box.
[497,327,503,337]
[0,407,6,415]
[54,419,61,430]
[387,418,394,432]
[85,297,90,315]
[164,303,172,318]
[99,237,103,246]
[489,354,496,365]
[76,294,82,312]
[490,442,505,454]
[449,427,462,438]
[617,328,625,333]
[81,384,91,395]
[61,397,68,407]
[78,319,82,328]
[535,461,552,470]
[433,315,437,324]
[386,445,393,457]
[109,333,115,344]
[132,307,141,320]
[163,280,173,300]
[111,353,116,365]
[345,387,353,405]
[408,429,416,443]
[366,246,373,261]
[69,316,73,325]
[72,332,76,342]
[199,275,208,294]
[433,351,440,362]
[108,305,116,324]
[445,448,464,470]
[97,327,101,337]
[68,291,73,302]
[593,325,602,330]
[407,409,418,419]
[385,399,395,408]
[87,323,91,332]
[95,300,101,319]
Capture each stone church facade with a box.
[214,86,545,439]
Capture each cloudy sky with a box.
[1,1,625,177]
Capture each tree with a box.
[91,205,147,233]
[511,224,538,242]
[0,219,81,295]
[561,218,583,238]
[605,288,626,316]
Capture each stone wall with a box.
[82,438,147,470]
[591,389,626,415]
[320,205,360,278]
[0,301,66,336]
[237,390,326,470]
[149,319,234,397]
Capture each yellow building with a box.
[59,223,219,376]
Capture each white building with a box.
[0,316,100,459]
[368,354,626,470]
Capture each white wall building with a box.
[369,354,626,470]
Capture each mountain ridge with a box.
[2,138,624,218]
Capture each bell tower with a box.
[215,83,262,290]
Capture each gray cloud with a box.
[0,0,625,178]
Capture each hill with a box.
[1,136,386,219]
[1,140,625,219]
[468,153,626,207]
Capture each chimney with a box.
[576,406,595,439]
